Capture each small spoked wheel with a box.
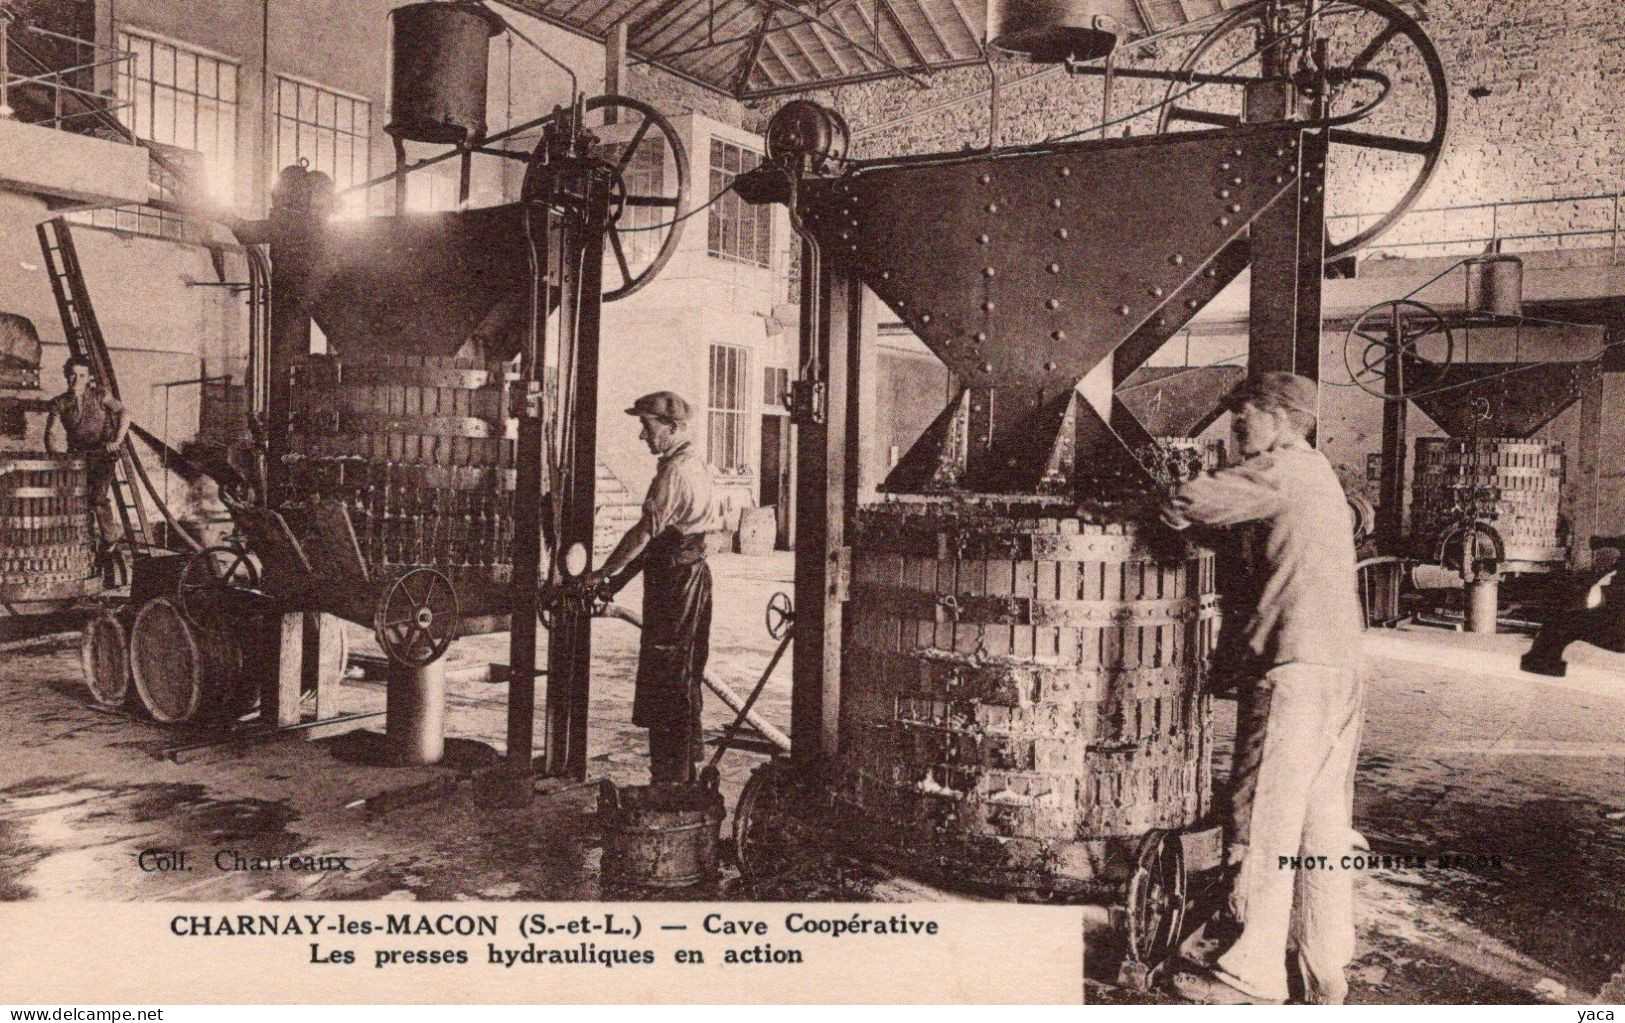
[733,760,796,882]
[176,544,260,629]
[374,567,461,667]
[1124,829,1188,967]
[1344,298,1455,400]
[764,591,794,640]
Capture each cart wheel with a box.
[176,544,260,629]
[1124,829,1187,967]
[374,567,461,667]
[764,591,794,640]
[733,760,795,881]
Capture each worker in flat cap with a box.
[1159,372,1366,1006]
[582,391,717,784]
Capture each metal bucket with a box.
[600,775,725,889]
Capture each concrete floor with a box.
[3,550,1625,1002]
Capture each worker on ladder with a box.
[582,392,717,785]
[44,355,129,568]
[1158,372,1367,1006]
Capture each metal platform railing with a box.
[1,19,136,136]
[1332,188,1624,264]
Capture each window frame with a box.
[707,137,772,268]
[707,342,752,473]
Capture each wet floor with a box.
[3,551,1624,1001]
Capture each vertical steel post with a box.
[544,166,610,782]
[1377,302,1408,551]
[1246,129,1324,382]
[501,203,553,802]
[790,244,861,768]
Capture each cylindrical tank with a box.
[1411,437,1565,570]
[1464,254,1523,318]
[386,1,503,146]
[840,497,1217,894]
[0,455,99,605]
[987,0,1118,62]
[278,354,519,618]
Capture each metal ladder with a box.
[36,216,152,554]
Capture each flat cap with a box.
[625,390,692,422]
[1222,371,1318,416]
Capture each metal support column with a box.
[265,206,317,503]
[1247,129,1326,382]
[544,170,611,782]
[1377,303,1408,551]
[789,243,864,770]
[501,203,555,803]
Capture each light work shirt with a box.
[1162,441,1364,670]
[640,440,716,537]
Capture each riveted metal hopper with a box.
[797,124,1305,494]
[303,205,534,361]
[1404,354,1598,439]
[1115,365,1246,439]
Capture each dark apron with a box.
[632,529,712,750]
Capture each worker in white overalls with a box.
[1159,372,1366,1005]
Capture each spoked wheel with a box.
[1344,298,1454,400]
[1154,0,1449,258]
[733,760,798,882]
[521,94,690,301]
[1123,829,1188,968]
[176,544,260,629]
[764,590,794,641]
[374,567,461,667]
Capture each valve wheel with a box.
[765,590,794,640]
[521,94,690,302]
[176,544,260,629]
[1123,829,1187,967]
[374,567,461,667]
[1154,0,1449,258]
[1344,298,1454,400]
[733,760,797,882]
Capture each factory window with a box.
[708,343,751,473]
[115,32,238,206]
[763,366,790,413]
[274,77,371,215]
[592,130,666,270]
[708,138,771,267]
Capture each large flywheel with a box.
[520,94,690,301]
[1154,0,1449,258]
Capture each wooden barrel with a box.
[839,497,1217,894]
[1411,437,1565,570]
[735,505,776,555]
[0,454,99,604]
[130,598,250,724]
[80,609,133,710]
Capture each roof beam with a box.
[734,8,776,91]
[752,0,926,84]
[879,0,928,67]
[643,1,759,61]
[805,17,859,75]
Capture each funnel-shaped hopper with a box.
[306,205,534,361]
[1116,365,1245,438]
[798,124,1303,494]
[1404,356,1598,438]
